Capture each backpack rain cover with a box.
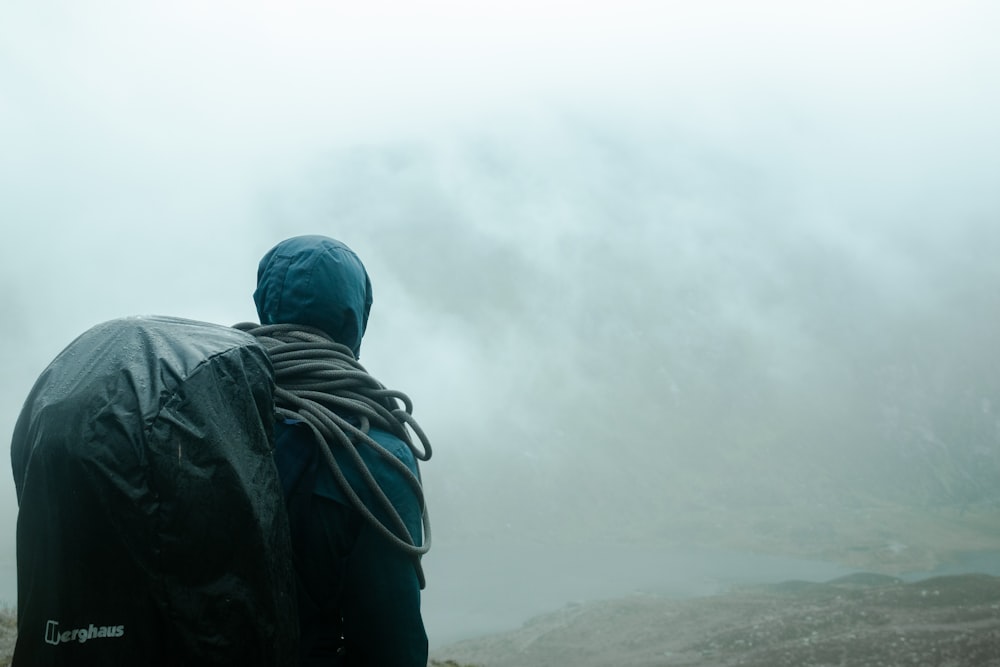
[10,316,297,666]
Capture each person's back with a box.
[243,235,431,666]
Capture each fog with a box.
[3,0,1000,645]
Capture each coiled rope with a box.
[234,322,432,587]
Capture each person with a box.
[237,235,432,667]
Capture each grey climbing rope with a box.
[234,322,431,585]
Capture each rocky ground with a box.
[2,508,997,666]
[0,606,13,667]
[432,573,1000,667]
[1,575,998,666]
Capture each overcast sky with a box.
[2,0,999,578]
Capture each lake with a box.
[420,541,1000,648]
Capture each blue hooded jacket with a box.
[254,236,427,667]
[254,235,373,359]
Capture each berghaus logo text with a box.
[45,620,125,645]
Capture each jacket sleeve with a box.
[341,524,428,666]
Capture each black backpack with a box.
[10,316,298,666]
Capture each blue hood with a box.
[253,236,373,358]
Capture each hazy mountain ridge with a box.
[279,134,1000,508]
[249,132,1000,575]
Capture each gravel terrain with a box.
[2,574,998,666]
[433,573,1000,667]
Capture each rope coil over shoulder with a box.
[234,322,432,586]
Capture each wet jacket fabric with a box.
[254,235,373,359]
[10,316,298,666]
[254,236,428,666]
[274,421,426,666]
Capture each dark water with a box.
[900,549,1000,580]
[421,542,1000,648]
[420,542,855,647]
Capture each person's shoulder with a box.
[366,428,418,466]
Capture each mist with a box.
[3,0,1000,647]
